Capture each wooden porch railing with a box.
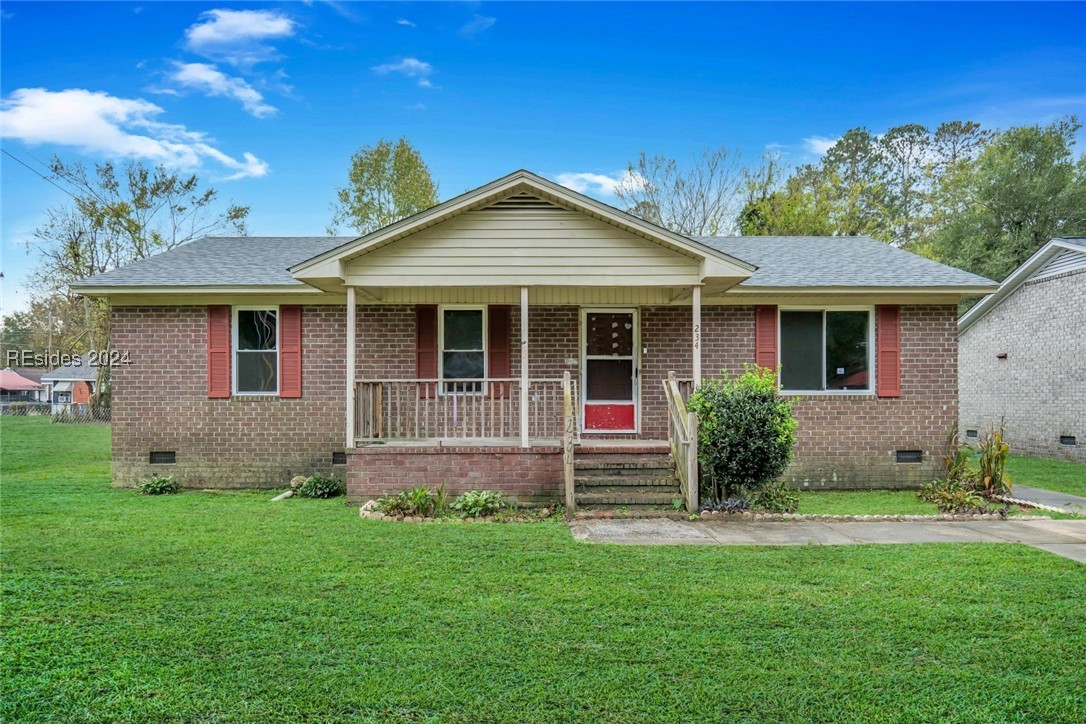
[355,377,578,442]
[561,371,576,515]
[664,371,699,513]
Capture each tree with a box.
[931,116,1086,280]
[738,156,835,236]
[26,157,251,410]
[328,138,439,235]
[878,123,931,247]
[616,147,746,236]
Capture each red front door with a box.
[582,309,638,432]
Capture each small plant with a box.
[700,496,749,514]
[137,475,180,496]
[451,490,506,517]
[943,423,978,486]
[297,474,345,499]
[976,420,1013,498]
[672,498,684,511]
[919,479,986,513]
[374,484,448,516]
[745,481,799,513]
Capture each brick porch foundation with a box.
[346,444,563,503]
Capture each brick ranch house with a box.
[959,238,1085,463]
[72,171,996,506]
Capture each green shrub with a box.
[687,365,797,503]
[137,475,180,496]
[375,484,447,517]
[451,490,506,517]
[297,474,345,499]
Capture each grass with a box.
[3,417,1085,721]
[797,490,939,516]
[1007,454,1086,499]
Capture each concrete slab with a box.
[1014,486,1086,511]
[570,519,714,545]
[700,521,856,546]
[823,522,1004,544]
[1030,544,1086,564]
[957,520,1086,545]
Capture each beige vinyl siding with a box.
[343,209,701,287]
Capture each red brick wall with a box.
[111,305,347,488]
[112,302,957,492]
[346,445,562,503]
[73,380,92,404]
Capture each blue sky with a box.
[2,1,1084,312]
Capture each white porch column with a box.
[345,285,357,449]
[692,284,702,386]
[520,286,529,448]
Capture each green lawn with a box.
[797,490,940,516]
[3,417,1085,721]
[1008,454,1086,498]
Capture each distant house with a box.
[959,238,1086,462]
[70,170,997,505]
[10,367,51,403]
[41,357,97,414]
[0,368,45,405]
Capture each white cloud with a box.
[0,88,269,180]
[184,9,296,67]
[168,62,277,118]
[460,14,496,36]
[372,57,434,88]
[554,170,647,197]
[802,135,837,156]
[396,18,416,27]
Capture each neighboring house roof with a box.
[41,357,98,383]
[959,238,1086,333]
[698,236,996,289]
[11,367,45,384]
[71,236,352,291]
[0,368,43,391]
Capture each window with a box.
[780,309,871,392]
[440,307,485,393]
[235,308,278,394]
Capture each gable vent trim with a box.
[484,193,564,211]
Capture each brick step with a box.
[575,475,679,488]
[576,442,671,455]
[574,491,683,507]
[574,455,674,472]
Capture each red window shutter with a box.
[416,305,438,398]
[876,305,902,398]
[279,305,302,398]
[207,305,231,399]
[487,305,512,398]
[754,305,778,370]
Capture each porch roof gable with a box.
[289,170,756,289]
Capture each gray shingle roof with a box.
[697,236,996,288]
[72,233,996,291]
[41,356,97,382]
[73,236,354,288]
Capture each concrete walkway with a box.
[569,518,1086,563]
[1014,485,1086,513]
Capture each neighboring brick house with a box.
[959,238,1086,463]
[41,356,97,414]
[72,171,996,504]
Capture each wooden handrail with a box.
[664,371,699,513]
[562,371,576,516]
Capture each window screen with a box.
[442,309,484,391]
[236,309,277,393]
[825,311,869,390]
[780,311,822,391]
[585,359,634,401]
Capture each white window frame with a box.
[777,305,875,396]
[437,305,488,395]
[233,306,280,396]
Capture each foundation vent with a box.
[895,450,923,464]
[1060,436,1076,446]
[332,451,347,465]
[965,429,978,439]
[150,451,176,465]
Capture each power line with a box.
[1,147,80,202]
